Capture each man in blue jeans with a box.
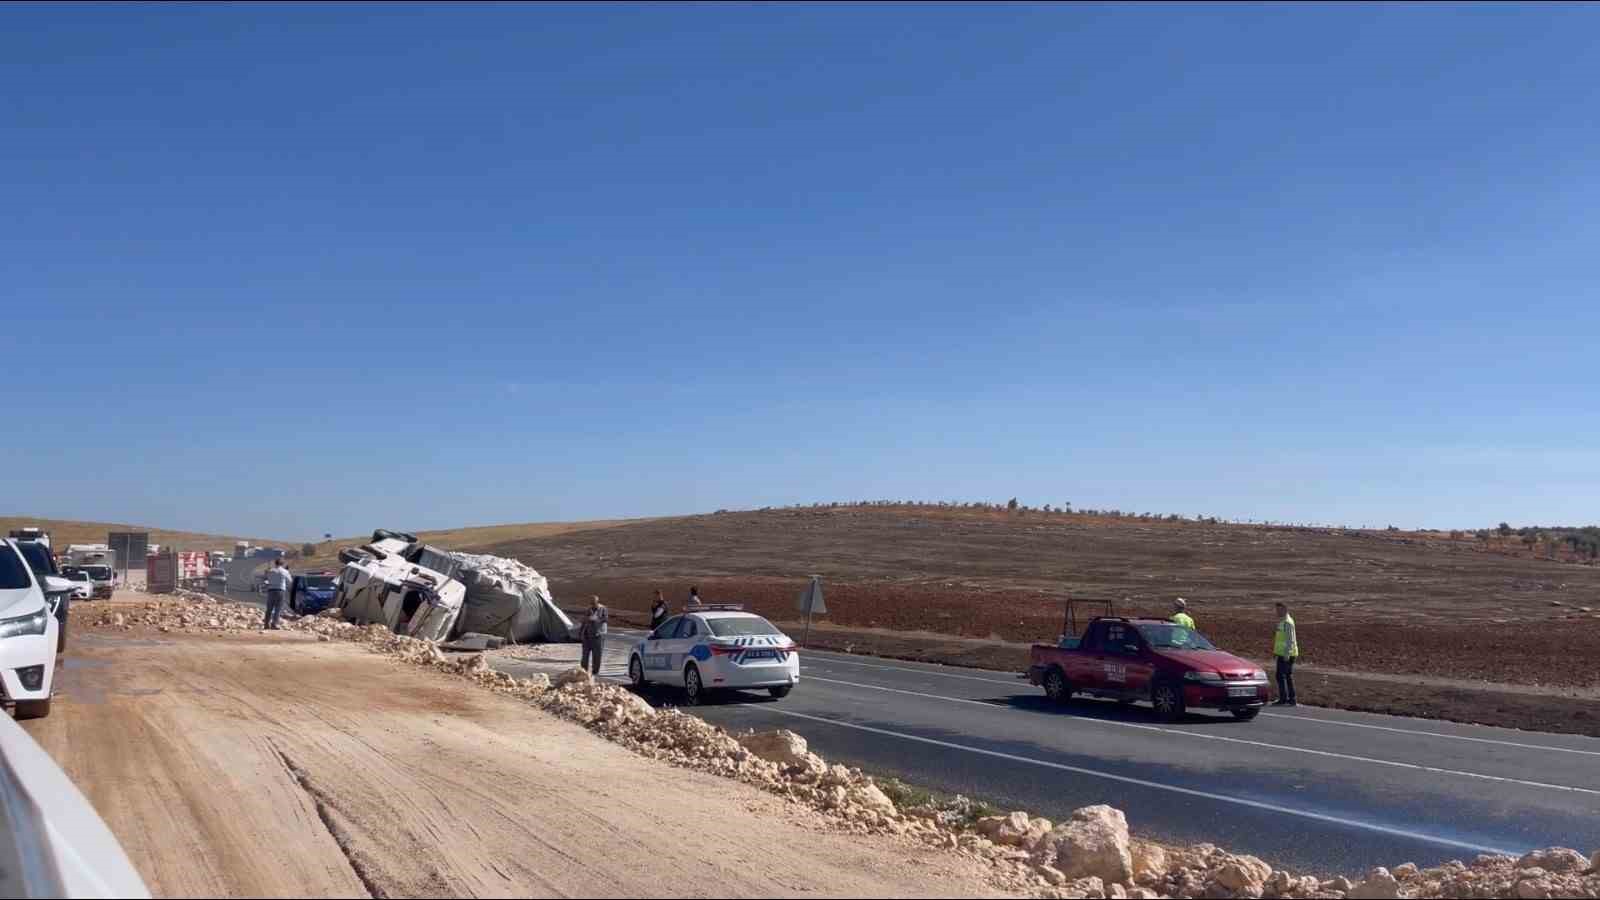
[263,558,292,630]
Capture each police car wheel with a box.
[683,665,703,705]
[768,685,791,699]
[629,655,647,687]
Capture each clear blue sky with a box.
[4,3,1596,540]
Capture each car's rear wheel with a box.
[768,685,792,699]
[1231,707,1261,721]
[1044,667,1071,704]
[14,699,50,720]
[683,665,704,706]
[1152,682,1185,721]
[630,655,648,688]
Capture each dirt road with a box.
[27,625,1001,898]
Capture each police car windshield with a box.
[705,617,781,637]
[1136,623,1216,650]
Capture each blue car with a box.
[289,573,339,616]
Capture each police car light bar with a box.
[691,603,746,611]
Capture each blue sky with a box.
[4,3,1597,539]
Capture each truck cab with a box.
[1027,616,1268,721]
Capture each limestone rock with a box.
[1036,805,1133,886]
[1350,866,1401,899]
[553,667,593,688]
[1517,848,1588,875]
[737,729,812,767]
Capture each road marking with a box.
[805,676,1600,797]
[764,707,1521,857]
[804,656,1019,684]
[1259,712,1600,758]
[808,655,1600,757]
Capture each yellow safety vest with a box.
[1274,615,1299,658]
[1170,612,1195,630]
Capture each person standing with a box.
[263,559,292,630]
[1170,598,1195,630]
[580,596,608,675]
[649,590,668,631]
[1272,602,1299,706]
[687,586,702,610]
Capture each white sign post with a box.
[796,575,825,647]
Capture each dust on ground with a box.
[28,622,1003,898]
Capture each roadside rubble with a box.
[78,592,1600,900]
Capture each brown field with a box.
[462,506,1600,733]
[0,516,288,554]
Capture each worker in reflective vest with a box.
[1272,602,1299,706]
[1170,598,1195,630]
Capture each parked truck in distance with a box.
[1025,611,1268,722]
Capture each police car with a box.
[628,605,799,705]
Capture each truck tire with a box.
[13,699,50,720]
[1151,682,1185,721]
[1044,667,1072,704]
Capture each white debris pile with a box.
[82,592,1600,900]
[449,553,546,594]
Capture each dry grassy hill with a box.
[0,516,288,555]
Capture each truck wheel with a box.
[683,664,704,706]
[1152,682,1185,721]
[1044,668,1072,704]
[13,699,50,720]
[1231,708,1260,721]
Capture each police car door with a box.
[642,615,683,681]
[661,616,703,685]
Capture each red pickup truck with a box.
[1025,616,1269,721]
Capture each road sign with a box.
[796,576,826,615]
[797,575,824,647]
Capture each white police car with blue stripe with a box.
[629,606,799,705]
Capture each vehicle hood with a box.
[0,587,45,619]
[1152,648,1260,675]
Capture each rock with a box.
[1209,851,1273,890]
[113,613,125,627]
[1517,848,1588,875]
[1037,805,1133,886]
[1514,873,1553,900]
[1127,889,1159,900]
[1130,841,1167,885]
[738,729,812,767]
[553,667,593,688]
[1330,875,1355,892]
[1106,883,1127,899]
[1038,865,1067,886]
[1391,862,1419,880]
[848,783,896,816]
[1350,866,1401,899]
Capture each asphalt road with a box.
[604,625,1600,876]
[197,574,1600,876]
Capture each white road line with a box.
[1259,712,1600,758]
[806,676,1600,797]
[808,655,1600,758]
[804,657,1018,684]
[765,707,1520,857]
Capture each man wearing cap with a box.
[1170,598,1196,630]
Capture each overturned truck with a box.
[332,529,574,644]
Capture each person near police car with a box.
[649,589,668,631]
[580,596,608,675]
[1272,602,1299,706]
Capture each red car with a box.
[1026,616,1269,721]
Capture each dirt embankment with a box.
[33,625,1003,898]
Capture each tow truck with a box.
[1024,599,1268,721]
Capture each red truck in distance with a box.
[1026,614,1269,721]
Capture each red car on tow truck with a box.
[1026,611,1269,721]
